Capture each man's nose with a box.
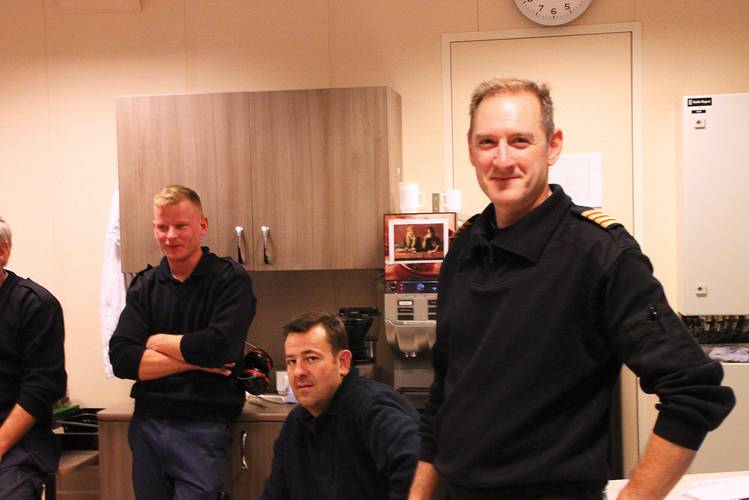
[292,361,307,378]
[165,226,178,239]
[492,142,514,168]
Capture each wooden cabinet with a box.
[117,87,401,273]
[98,419,133,500]
[98,402,292,500]
[116,93,254,271]
[227,421,284,499]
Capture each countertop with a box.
[606,470,749,498]
[98,396,295,422]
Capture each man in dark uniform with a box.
[408,79,735,499]
[262,312,419,500]
[0,215,67,499]
[109,185,256,500]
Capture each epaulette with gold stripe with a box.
[578,208,622,229]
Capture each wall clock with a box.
[513,0,593,26]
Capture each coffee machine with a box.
[384,281,438,409]
[339,307,379,379]
[382,212,456,409]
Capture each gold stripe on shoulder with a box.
[577,209,621,230]
[581,209,600,218]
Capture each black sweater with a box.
[262,371,420,500]
[109,249,256,422]
[420,186,735,491]
[0,271,66,429]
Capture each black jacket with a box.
[262,371,420,500]
[0,270,66,429]
[109,248,256,422]
[420,185,735,491]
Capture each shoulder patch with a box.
[577,209,622,230]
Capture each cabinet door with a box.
[98,421,134,500]
[117,93,255,272]
[228,421,284,499]
[248,87,399,270]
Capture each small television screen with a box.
[384,213,456,281]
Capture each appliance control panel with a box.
[385,280,439,294]
[384,292,438,322]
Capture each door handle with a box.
[240,430,248,470]
[260,226,271,265]
[235,226,244,264]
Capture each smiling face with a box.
[468,91,563,228]
[153,199,207,275]
[284,324,352,417]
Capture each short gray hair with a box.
[468,77,555,141]
[0,215,11,249]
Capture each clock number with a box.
[537,4,544,12]
[551,7,557,14]
[565,3,571,10]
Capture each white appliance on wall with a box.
[678,93,749,316]
[677,92,749,474]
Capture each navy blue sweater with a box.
[0,271,66,429]
[262,371,420,500]
[109,248,255,423]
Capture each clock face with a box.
[513,0,593,26]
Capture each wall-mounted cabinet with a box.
[117,87,401,272]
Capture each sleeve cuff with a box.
[17,395,48,422]
[419,440,437,463]
[112,346,146,380]
[653,412,707,451]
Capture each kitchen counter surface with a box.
[607,470,749,498]
[98,396,295,422]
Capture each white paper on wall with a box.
[549,152,603,207]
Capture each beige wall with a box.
[1,1,748,417]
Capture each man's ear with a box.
[547,129,564,166]
[0,241,10,268]
[338,349,352,376]
[200,216,208,236]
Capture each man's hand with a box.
[197,362,236,377]
[0,405,36,463]
[138,349,235,381]
[618,434,696,499]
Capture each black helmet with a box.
[236,345,273,395]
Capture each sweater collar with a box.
[459,184,571,264]
[0,269,18,307]
[296,367,359,423]
[157,247,215,283]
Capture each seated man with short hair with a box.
[262,312,419,500]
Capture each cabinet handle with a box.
[240,430,248,470]
[235,226,244,264]
[260,225,271,265]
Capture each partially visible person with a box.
[0,215,67,499]
[409,78,735,500]
[262,312,419,500]
[109,185,256,500]
[422,227,441,254]
[404,226,418,253]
